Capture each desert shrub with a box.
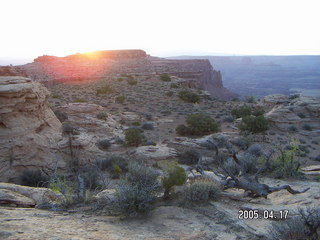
[74,98,87,103]
[96,156,127,171]
[231,97,240,102]
[96,111,108,120]
[127,79,137,85]
[302,123,312,131]
[54,110,68,122]
[297,112,306,118]
[314,155,320,162]
[178,149,200,165]
[269,207,320,240]
[239,115,269,134]
[115,95,126,104]
[141,122,154,130]
[245,95,256,103]
[160,161,187,199]
[186,113,219,135]
[160,73,171,82]
[51,93,60,98]
[223,115,234,123]
[262,140,302,179]
[289,94,300,99]
[230,136,252,150]
[231,105,252,118]
[176,113,219,136]
[247,144,263,157]
[97,139,111,150]
[252,107,265,116]
[131,121,141,126]
[165,91,174,97]
[96,85,113,94]
[62,122,78,135]
[117,77,123,82]
[170,83,179,88]
[176,124,189,136]
[115,162,160,217]
[81,167,100,190]
[178,90,200,103]
[238,153,258,174]
[185,179,220,202]
[288,125,297,132]
[20,169,49,187]
[125,128,144,146]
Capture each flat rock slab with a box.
[0,189,35,208]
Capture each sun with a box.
[82,51,102,60]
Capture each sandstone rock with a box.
[94,189,116,203]
[62,103,104,113]
[264,94,320,134]
[0,76,65,182]
[0,188,35,207]
[0,182,65,206]
[132,145,178,160]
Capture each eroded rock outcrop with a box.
[2,50,236,99]
[263,94,320,135]
[0,77,65,182]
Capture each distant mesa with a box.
[0,49,236,99]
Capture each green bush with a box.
[96,112,108,120]
[260,139,302,179]
[97,139,111,150]
[96,156,128,178]
[170,83,179,88]
[115,95,126,104]
[176,113,219,136]
[127,79,137,85]
[239,115,269,134]
[178,149,200,165]
[302,123,312,131]
[115,162,160,217]
[160,161,187,199]
[176,124,189,136]
[231,105,252,118]
[131,121,141,126]
[245,95,256,103]
[62,122,79,135]
[20,169,49,187]
[125,128,144,146]
[178,90,200,103]
[252,107,265,116]
[96,85,113,94]
[160,73,171,82]
[165,91,174,97]
[185,179,220,202]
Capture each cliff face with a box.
[1,50,236,99]
[0,77,65,182]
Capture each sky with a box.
[1,0,320,61]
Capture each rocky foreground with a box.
[0,177,319,240]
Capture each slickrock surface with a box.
[264,94,320,135]
[0,77,65,182]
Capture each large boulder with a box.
[0,76,65,182]
[0,182,65,206]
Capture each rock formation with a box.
[0,76,65,182]
[0,50,236,99]
[263,94,320,135]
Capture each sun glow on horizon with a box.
[1,0,320,60]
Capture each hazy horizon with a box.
[1,0,320,62]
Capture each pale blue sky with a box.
[1,0,319,60]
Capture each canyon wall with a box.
[1,50,236,99]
